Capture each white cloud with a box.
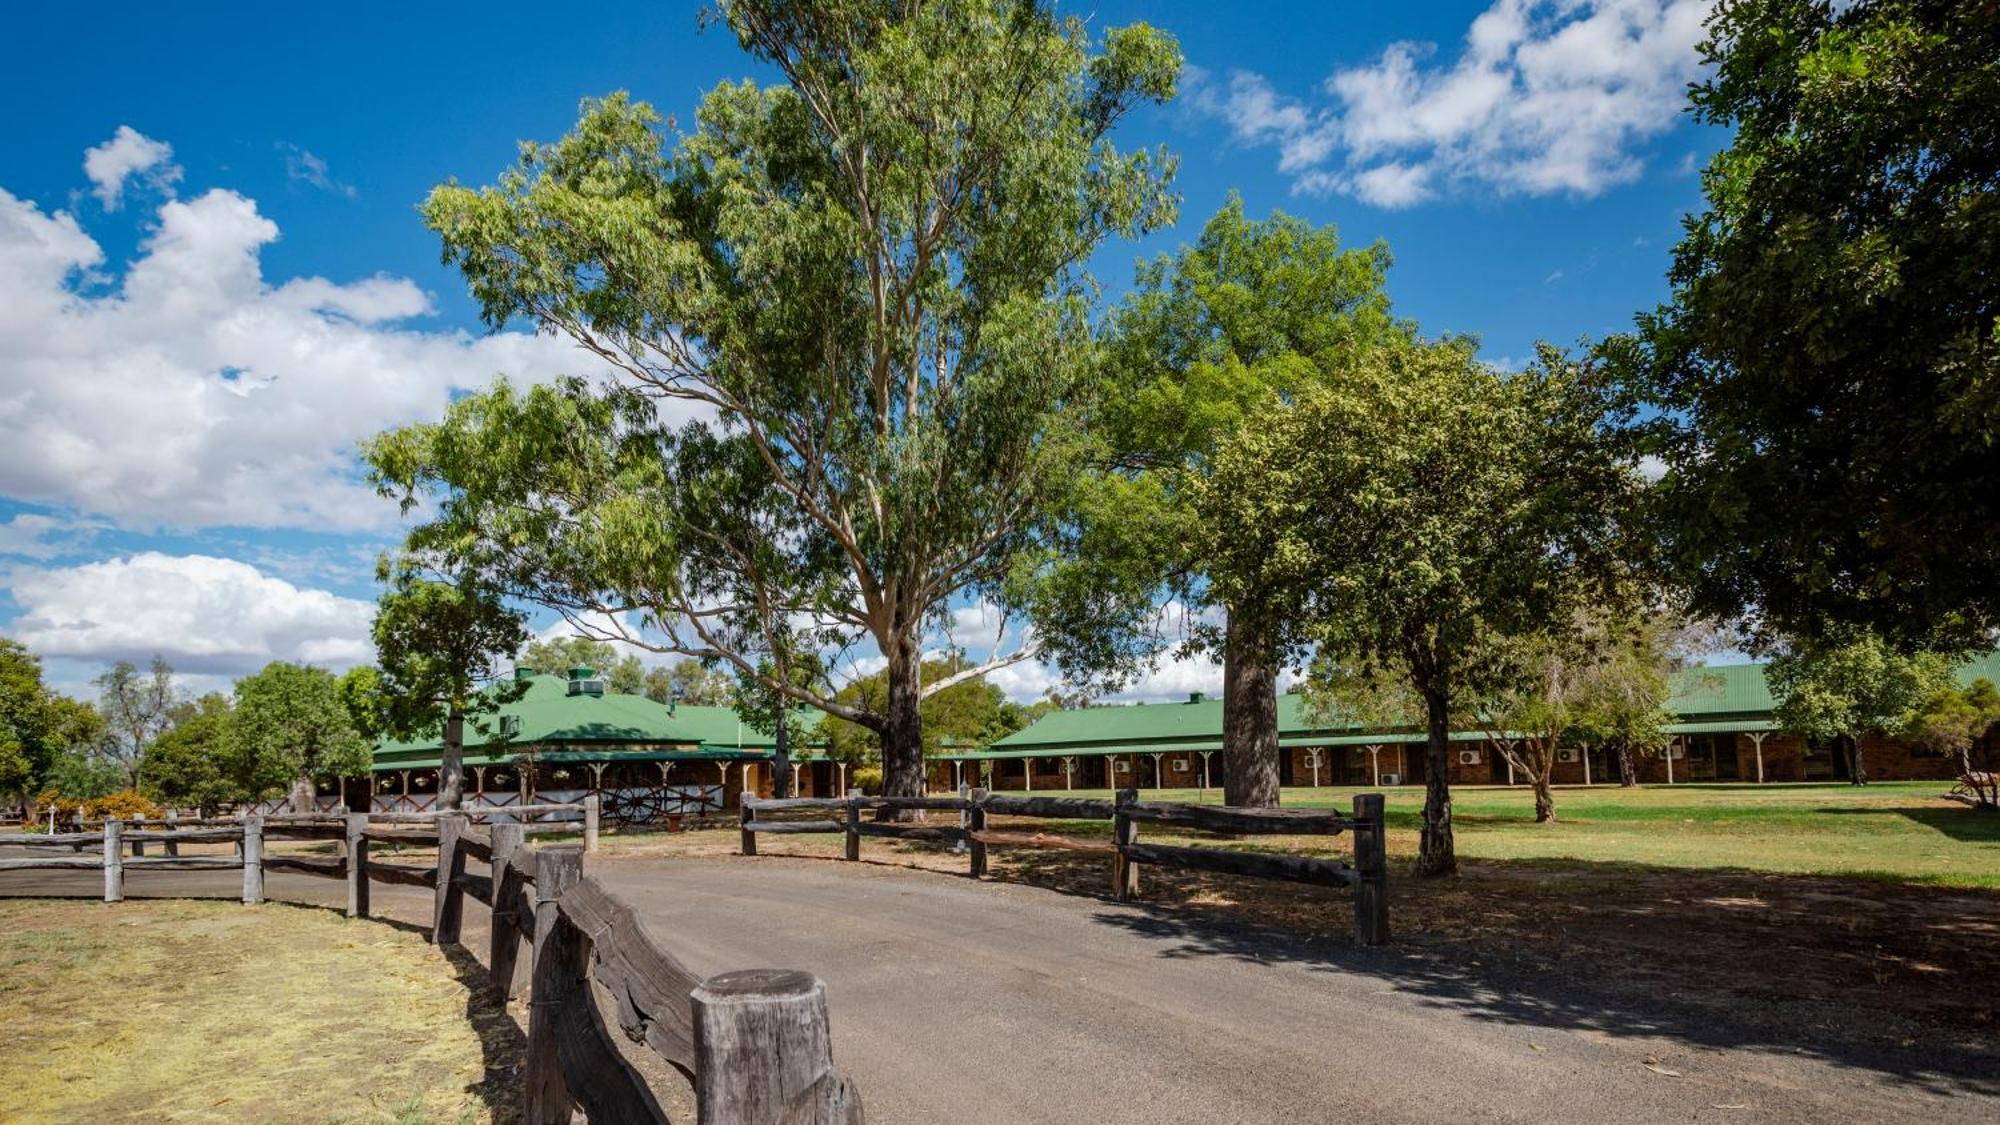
[0,165,620,532]
[0,512,106,560]
[280,144,357,198]
[1191,0,1710,207]
[82,126,181,210]
[8,552,373,675]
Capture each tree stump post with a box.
[487,821,526,999]
[739,796,757,856]
[345,812,370,919]
[102,818,122,903]
[691,969,862,1125]
[583,793,600,854]
[524,846,584,1125]
[1352,793,1390,945]
[967,787,989,879]
[1113,788,1139,901]
[843,789,861,861]
[241,815,264,905]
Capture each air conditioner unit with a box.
[1114,761,1130,773]
[1379,773,1402,786]
[1172,758,1190,772]
[1458,749,1481,766]
[1557,748,1579,763]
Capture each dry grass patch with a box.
[0,899,512,1124]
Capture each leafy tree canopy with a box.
[819,657,1022,763]
[1641,0,2000,648]
[1767,633,1955,746]
[367,0,1183,801]
[93,656,179,786]
[229,662,370,799]
[140,693,241,813]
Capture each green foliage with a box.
[92,656,179,786]
[518,636,618,679]
[0,639,61,800]
[368,2,1183,797]
[229,662,370,797]
[1904,678,2000,763]
[140,693,242,813]
[649,660,733,706]
[818,657,1023,763]
[41,745,123,803]
[1641,0,2000,647]
[1768,635,1956,746]
[357,566,530,745]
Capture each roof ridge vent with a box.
[1188,691,1206,705]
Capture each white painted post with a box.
[1583,743,1593,786]
[1368,745,1381,787]
[1149,752,1164,790]
[1306,747,1323,788]
[1749,731,1768,784]
[1199,751,1213,792]
[1666,737,1677,785]
[1062,756,1076,790]
[1023,758,1033,792]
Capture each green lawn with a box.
[973,780,2000,888]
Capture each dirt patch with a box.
[0,899,518,1124]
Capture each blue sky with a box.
[0,0,1720,699]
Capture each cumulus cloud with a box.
[82,126,181,209]
[0,512,107,560]
[0,165,616,531]
[8,552,373,675]
[1190,0,1710,207]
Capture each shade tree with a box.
[229,662,371,811]
[1768,634,1956,786]
[368,2,1183,805]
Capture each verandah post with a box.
[434,812,468,945]
[1352,793,1389,945]
[241,814,264,905]
[691,969,862,1125]
[102,818,122,903]
[487,821,526,998]
[345,812,370,919]
[524,845,584,1124]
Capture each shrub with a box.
[851,766,883,795]
[82,790,164,822]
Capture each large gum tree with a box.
[368,1,1181,803]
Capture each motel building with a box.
[363,666,847,821]
[927,656,2000,793]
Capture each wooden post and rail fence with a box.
[0,793,861,1123]
[741,787,1390,945]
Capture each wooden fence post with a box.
[164,810,179,857]
[524,846,584,1125]
[487,821,526,999]
[241,815,264,905]
[345,812,370,919]
[584,793,600,854]
[843,790,861,862]
[1113,788,1139,901]
[102,818,122,903]
[739,797,757,856]
[434,812,468,945]
[967,788,989,879]
[1352,793,1389,945]
[131,814,146,857]
[691,969,862,1125]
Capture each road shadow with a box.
[988,846,2000,1097]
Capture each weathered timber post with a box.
[524,846,584,1125]
[967,787,989,879]
[487,821,527,999]
[583,793,600,854]
[102,818,123,903]
[241,815,264,905]
[131,814,146,856]
[691,969,863,1125]
[843,790,861,862]
[345,812,370,920]
[434,812,468,945]
[740,797,757,856]
[164,810,179,857]
[1352,793,1389,945]
[1113,788,1139,901]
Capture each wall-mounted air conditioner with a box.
[1114,761,1130,773]
[1557,748,1579,763]
[1458,749,1481,766]
[1379,773,1402,786]
[1172,758,1190,772]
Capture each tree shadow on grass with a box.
[993,847,2000,1098]
[1813,803,2000,844]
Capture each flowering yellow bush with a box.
[81,790,164,822]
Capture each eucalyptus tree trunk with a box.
[879,630,926,817]
[1532,773,1557,822]
[1842,732,1868,786]
[772,702,792,799]
[1616,743,1638,786]
[288,774,318,814]
[1222,608,1281,808]
[439,707,466,810]
[1416,682,1457,877]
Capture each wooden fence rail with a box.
[741,787,1390,944]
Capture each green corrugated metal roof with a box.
[370,671,823,770]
